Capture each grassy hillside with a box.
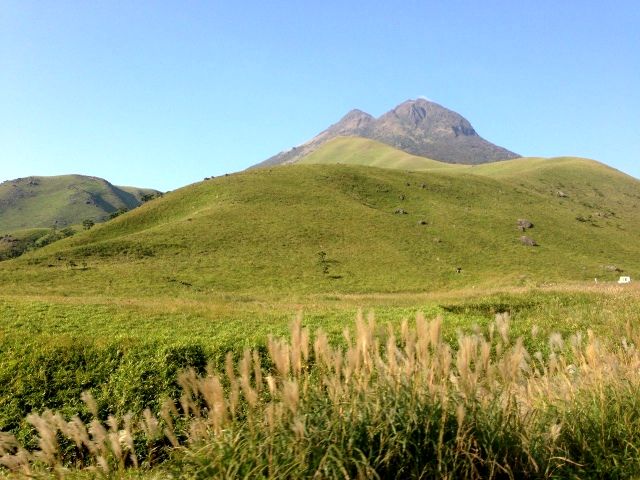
[298,136,454,170]
[1,157,638,298]
[0,175,159,231]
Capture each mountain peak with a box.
[254,98,519,168]
[390,99,434,126]
[388,97,445,118]
[342,108,373,118]
[329,109,374,135]
[396,97,437,108]
[383,98,474,132]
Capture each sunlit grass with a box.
[2,161,639,298]
[2,309,639,478]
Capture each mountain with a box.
[2,156,638,297]
[254,98,519,168]
[0,175,160,232]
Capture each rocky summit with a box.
[255,98,519,168]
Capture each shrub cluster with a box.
[0,228,75,261]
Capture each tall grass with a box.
[1,311,639,478]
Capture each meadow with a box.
[0,284,640,478]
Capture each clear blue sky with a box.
[2,1,639,191]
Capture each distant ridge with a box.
[0,174,160,231]
[254,98,519,168]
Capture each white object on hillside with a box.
[618,276,631,284]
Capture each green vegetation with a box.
[299,136,453,170]
[0,227,76,261]
[81,219,95,230]
[0,175,159,231]
[1,155,638,297]
[140,192,164,203]
[0,145,639,477]
[2,308,640,478]
[0,286,637,449]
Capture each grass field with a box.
[0,285,638,439]
[1,284,639,477]
[1,145,639,477]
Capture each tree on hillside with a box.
[109,208,128,220]
[82,219,95,230]
[141,192,163,203]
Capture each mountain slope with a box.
[298,137,455,171]
[0,175,160,231]
[255,98,519,168]
[1,160,639,297]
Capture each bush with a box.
[82,219,95,230]
[108,208,128,220]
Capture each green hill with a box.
[298,136,455,170]
[1,155,639,297]
[0,175,160,232]
[299,138,639,217]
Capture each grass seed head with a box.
[81,391,99,418]
[548,332,564,352]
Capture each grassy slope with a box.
[117,185,160,198]
[0,175,158,231]
[298,136,455,170]
[1,154,638,298]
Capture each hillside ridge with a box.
[0,174,160,232]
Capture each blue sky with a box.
[1,1,638,191]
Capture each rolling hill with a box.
[254,98,519,168]
[1,149,638,297]
[0,175,160,232]
[298,137,454,170]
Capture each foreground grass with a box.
[1,307,640,478]
[1,285,638,447]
